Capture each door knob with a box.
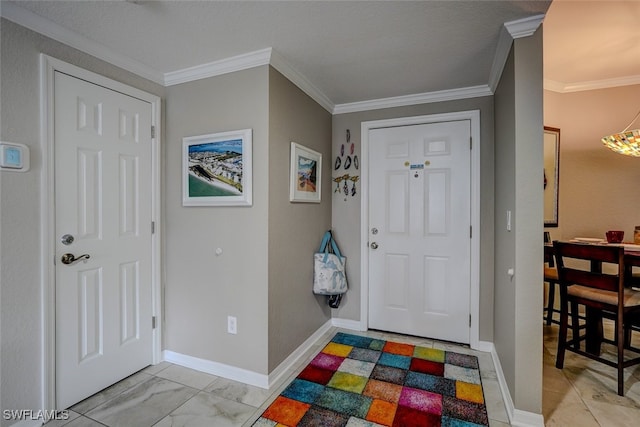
[370,242,379,250]
[61,253,90,265]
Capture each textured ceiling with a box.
[5,0,551,106]
[5,1,638,105]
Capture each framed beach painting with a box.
[290,142,322,203]
[182,129,252,206]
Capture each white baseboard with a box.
[488,343,544,427]
[511,409,545,427]
[267,319,334,388]
[162,350,270,389]
[476,340,495,353]
[162,319,337,390]
[331,317,365,331]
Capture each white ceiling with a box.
[543,0,640,92]
[3,1,639,109]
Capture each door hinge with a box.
[151,125,156,139]
[470,136,472,150]
[152,316,157,329]
[151,221,155,234]
[469,314,472,328]
[470,226,472,238]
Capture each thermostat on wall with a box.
[0,142,30,172]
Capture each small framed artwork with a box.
[182,128,252,206]
[290,142,322,203]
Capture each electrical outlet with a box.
[227,316,237,334]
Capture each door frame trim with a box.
[360,110,481,349]
[39,55,163,409]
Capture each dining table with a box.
[546,239,640,356]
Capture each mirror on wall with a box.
[544,126,560,227]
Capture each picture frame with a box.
[289,142,322,203]
[182,128,252,206]
[543,126,560,227]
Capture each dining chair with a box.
[544,244,561,325]
[554,241,640,396]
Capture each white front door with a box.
[54,71,153,409]
[368,120,471,343]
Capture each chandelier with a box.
[602,109,640,156]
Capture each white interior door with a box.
[54,71,153,409]
[368,120,471,343]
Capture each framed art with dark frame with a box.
[544,126,560,227]
[289,142,322,203]
[182,128,252,206]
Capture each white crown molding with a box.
[333,85,493,115]
[164,48,335,113]
[16,0,620,120]
[488,14,545,93]
[544,75,640,93]
[505,14,545,39]
[0,1,164,85]
[543,79,567,93]
[488,25,514,93]
[269,49,335,114]
[164,48,272,86]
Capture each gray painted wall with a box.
[163,66,333,375]
[0,19,164,423]
[494,30,544,413]
[331,98,496,342]
[267,68,332,371]
[164,67,270,374]
[494,46,517,404]
[513,32,544,413]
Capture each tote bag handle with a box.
[319,230,342,258]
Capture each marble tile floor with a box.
[542,320,640,426]
[45,327,510,427]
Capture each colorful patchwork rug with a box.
[253,332,489,427]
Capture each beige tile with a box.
[562,362,640,407]
[205,377,274,408]
[583,398,640,427]
[482,378,509,423]
[155,391,256,427]
[62,416,108,427]
[543,361,573,394]
[43,410,80,427]
[86,376,198,427]
[544,315,640,426]
[543,389,599,427]
[155,364,218,390]
[142,361,172,375]
[71,371,153,413]
[433,341,477,356]
[478,353,498,380]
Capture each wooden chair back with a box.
[553,241,625,295]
